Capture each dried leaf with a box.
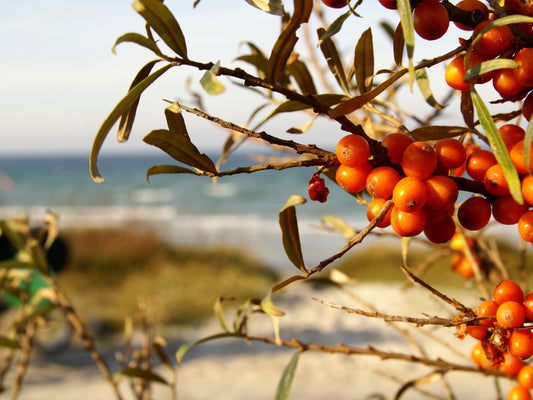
[115,367,168,385]
[200,61,225,95]
[261,288,285,317]
[317,27,350,94]
[279,195,306,272]
[410,126,469,141]
[355,28,374,94]
[244,0,285,15]
[320,214,356,239]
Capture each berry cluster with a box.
[467,280,533,400]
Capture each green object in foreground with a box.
[2,268,51,309]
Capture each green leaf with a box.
[214,297,230,332]
[132,0,187,59]
[464,58,518,83]
[274,352,300,400]
[244,0,285,15]
[286,58,317,95]
[90,63,174,183]
[410,125,469,141]
[153,336,174,372]
[318,11,351,42]
[396,0,415,89]
[0,336,20,349]
[279,195,306,272]
[471,87,523,204]
[200,61,225,95]
[261,288,285,317]
[317,27,350,95]
[111,32,162,56]
[176,332,240,364]
[320,214,356,240]
[395,371,444,400]
[354,28,374,94]
[267,0,313,84]
[165,102,189,137]
[115,367,168,385]
[415,68,444,110]
[525,116,533,176]
[266,93,347,121]
[0,220,27,251]
[393,23,405,67]
[146,164,201,182]
[117,60,161,142]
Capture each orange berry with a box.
[473,20,513,58]
[519,365,533,389]
[392,176,427,212]
[514,48,533,88]
[366,198,392,228]
[519,210,533,243]
[401,141,437,179]
[492,195,529,225]
[321,0,348,8]
[523,91,533,121]
[413,0,449,40]
[366,166,401,199]
[466,323,488,340]
[500,124,526,152]
[500,352,524,375]
[450,231,474,251]
[390,206,426,237]
[452,255,477,279]
[378,0,397,9]
[471,342,491,369]
[494,279,525,305]
[446,55,470,91]
[496,301,526,328]
[434,138,467,170]
[484,164,510,197]
[382,133,414,165]
[478,300,499,326]
[457,196,491,231]
[493,69,525,98]
[423,213,456,243]
[511,140,533,175]
[508,384,532,400]
[524,291,533,321]
[336,134,370,167]
[522,174,533,206]
[336,162,373,194]
[424,203,454,223]
[466,149,497,181]
[509,330,533,359]
[424,175,459,210]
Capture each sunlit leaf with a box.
[471,87,523,203]
[153,336,174,372]
[112,32,162,56]
[117,60,160,143]
[318,11,351,42]
[410,126,469,141]
[525,117,533,176]
[214,297,230,332]
[279,195,306,272]
[395,371,444,400]
[286,114,318,134]
[286,58,317,95]
[200,61,225,95]
[355,28,374,94]
[115,367,168,385]
[90,63,174,183]
[393,23,404,67]
[396,0,415,89]
[165,102,189,137]
[415,68,444,109]
[0,220,27,251]
[317,27,350,94]
[320,214,356,240]
[261,288,285,317]
[266,94,347,122]
[0,336,20,349]
[176,332,240,364]
[464,58,518,83]
[132,0,188,59]
[146,164,201,182]
[266,0,312,84]
[244,0,285,15]
[274,352,300,400]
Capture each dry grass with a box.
[56,225,278,329]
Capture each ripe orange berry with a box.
[366,166,401,199]
[423,213,456,243]
[366,198,392,228]
[457,196,491,231]
[524,291,533,321]
[508,384,532,400]
[473,20,513,58]
[509,330,533,359]
[390,206,426,237]
[519,365,533,389]
[514,48,533,88]
[478,300,499,326]
[494,279,525,305]
[413,0,450,40]
[496,301,526,328]
[484,164,510,197]
[382,133,414,164]
[320,0,348,8]
[519,210,533,243]
[466,149,497,181]
[450,231,475,251]
[401,141,437,179]
[424,203,453,223]
[466,323,488,340]
[392,176,427,212]
[500,352,524,375]
[523,91,533,121]
[336,134,371,167]
[493,69,525,98]
[424,175,459,210]
[454,0,489,30]
[378,0,397,9]
[500,124,526,152]
[511,140,533,175]
[522,174,533,206]
[336,162,373,194]
[471,342,491,369]
[446,55,470,91]
[434,138,467,170]
[452,254,477,279]
[492,195,529,225]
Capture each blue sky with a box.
[1,1,474,157]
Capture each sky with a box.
[0,1,487,158]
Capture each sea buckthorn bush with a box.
[82,0,533,398]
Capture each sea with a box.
[0,152,372,270]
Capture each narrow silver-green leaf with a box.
[415,68,444,109]
[146,164,201,182]
[112,32,162,56]
[176,333,240,364]
[410,125,469,141]
[318,11,351,42]
[393,23,405,67]
[354,28,374,94]
[261,288,285,317]
[132,0,188,59]
[279,195,306,272]
[152,336,174,372]
[115,367,168,385]
[244,0,285,15]
[464,58,518,83]
[200,61,225,95]
[286,58,317,95]
[395,371,444,400]
[214,297,230,332]
[274,352,300,400]
[396,0,414,89]
[525,117,533,176]
[471,87,523,204]
[317,27,350,95]
[266,93,347,121]
[90,63,173,183]
[320,214,356,240]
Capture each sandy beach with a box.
[8,281,518,400]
